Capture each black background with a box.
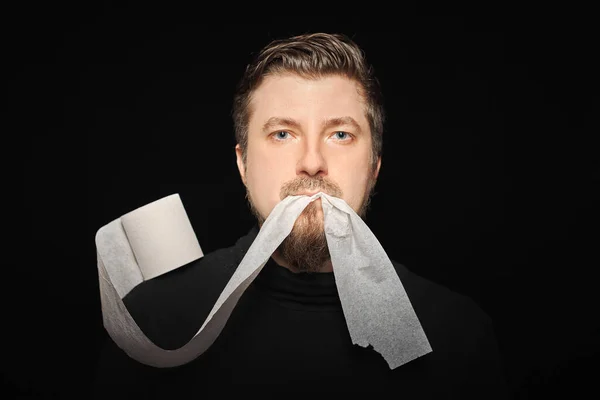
[16,5,598,398]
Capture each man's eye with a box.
[273,131,290,140]
[271,131,352,141]
[334,131,351,140]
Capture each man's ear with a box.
[374,156,382,180]
[235,144,246,186]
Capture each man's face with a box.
[235,73,381,273]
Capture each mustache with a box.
[280,177,342,200]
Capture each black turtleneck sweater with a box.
[91,225,509,397]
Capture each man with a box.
[92,33,509,397]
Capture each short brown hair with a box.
[232,32,384,173]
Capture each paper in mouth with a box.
[96,192,432,369]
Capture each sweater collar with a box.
[235,224,342,309]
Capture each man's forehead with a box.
[248,74,369,129]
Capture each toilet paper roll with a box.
[95,192,432,369]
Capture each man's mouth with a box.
[297,190,322,196]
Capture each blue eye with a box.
[271,131,352,142]
[275,131,289,140]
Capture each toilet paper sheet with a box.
[95,192,432,369]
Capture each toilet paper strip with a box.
[95,192,432,369]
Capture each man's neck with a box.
[270,251,334,273]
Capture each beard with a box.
[278,197,331,273]
[245,174,377,273]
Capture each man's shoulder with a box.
[123,227,256,308]
[391,260,493,339]
[125,245,235,301]
[391,260,507,396]
[120,241,244,349]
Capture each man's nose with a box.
[296,140,328,177]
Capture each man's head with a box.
[233,33,384,273]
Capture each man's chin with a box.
[278,222,330,272]
[296,211,323,228]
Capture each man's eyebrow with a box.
[261,116,363,134]
[322,116,362,134]
[261,117,302,133]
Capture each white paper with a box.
[95,192,432,369]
